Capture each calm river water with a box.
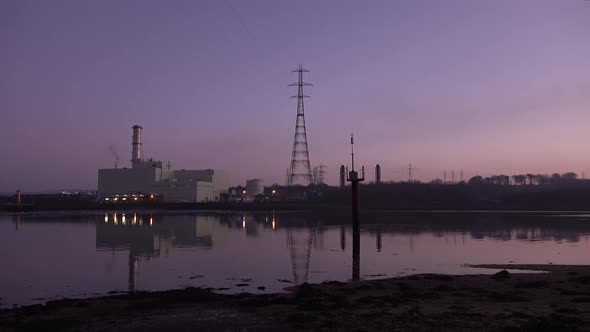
[1,211,590,308]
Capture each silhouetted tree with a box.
[526,173,536,185]
[498,175,510,185]
[430,179,444,185]
[535,174,550,185]
[468,176,484,185]
[512,174,527,185]
[562,172,578,181]
[550,173,561,184]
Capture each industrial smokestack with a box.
[375,164,381,184]
[16,190,21,205]
[131,125,142,166]
[339,165,346,188]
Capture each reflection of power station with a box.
[96,214,226,291]
[13,215,21,231]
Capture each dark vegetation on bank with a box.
[2,265,590,331]
[4,180,590,213]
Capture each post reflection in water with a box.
[340,225,346,251]
[352,222,360,282]
[376,226,382,252]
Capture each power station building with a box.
[97,126,229,202]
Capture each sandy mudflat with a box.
[2,264,590,331]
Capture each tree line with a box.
[466,172,580,186]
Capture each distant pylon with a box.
[287,65,313,186]
[408,163,414,182]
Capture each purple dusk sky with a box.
[1,0,589,192]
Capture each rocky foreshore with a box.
[2,264,590,331]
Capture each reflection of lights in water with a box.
[104,214,108,223]
[272,220,276,229]
[149,217,153,226]
[139,218,143,226]
[113,214,118,224]
[122,214,126,224]
[242,220,246,228]
[133,214,137,225]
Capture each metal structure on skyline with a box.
[313,165,327,185]
[287,65,313,187]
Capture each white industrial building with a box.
[98,125,229,202]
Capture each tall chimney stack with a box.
[131,125,142,166]
[375,164,381,184]
[16,190,21,205]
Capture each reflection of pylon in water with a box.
[287,229,315,284]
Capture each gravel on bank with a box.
[2,264,590,331]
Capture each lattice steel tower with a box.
[287,65,313,186]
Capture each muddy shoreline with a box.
[2,264,590,331]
